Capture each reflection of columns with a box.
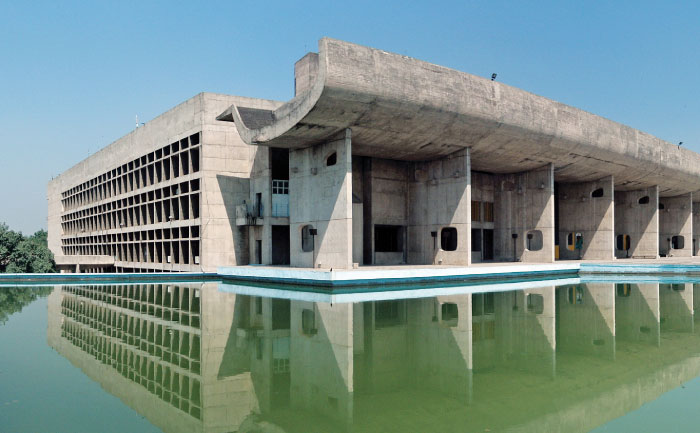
[496,287,556,377]
[659,193,692,257]
[614,283,660,346]
[494,164,554,263]
[692,202,700,256]
[660,283,694,332]
[409,295,473,401]
[290,301,354,426]
[558,176,614,260]
[557,283,615,359]
[614,186,659,259]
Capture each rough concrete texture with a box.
[289,129,353,268]
[408,149,471,265]
[494,164,555,263]
[693,202,700,256]
[614,186,659,259]
[658,193,693,257]
[230,38,700,197]
[558,176,615,260]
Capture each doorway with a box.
[271,225,290,265]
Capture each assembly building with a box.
[47,38,700,273]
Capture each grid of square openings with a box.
[61,179,201,234]
[60,284,203,419]
[61,133,201,211]
[62,225,201,267]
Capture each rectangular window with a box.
[471,200,481,222]
[483,202,494,222]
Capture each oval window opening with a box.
[672,235,685,249]
[638,196,650,204]
[526,230,543,251]
[326,152,337,166]
[591,188,604,198]
[659,203,665,210]
[441,227,458,251]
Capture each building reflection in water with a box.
[45,279,700,433]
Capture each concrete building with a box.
[48,38,700,272]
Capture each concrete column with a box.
[659,193,692,257]
[289,129,353,268]
[614,186,659,259]
[558,176,614,260]
[494,164,554,263]
[692,202,700,255]
[408,148,471,265]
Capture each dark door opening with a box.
[255,240,262,264]
[271,225,290,265]
[483,229,494,260]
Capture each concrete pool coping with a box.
[5,259,700,288]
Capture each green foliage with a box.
[0,286,53,324]
[0,224,56,273]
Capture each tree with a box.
[0,286,53,325]
[0,223,22,272]
[0,223,56,273]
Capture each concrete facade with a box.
[49,38,700,272]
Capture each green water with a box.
[1,280,700,432]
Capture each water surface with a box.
[2,280,700,432]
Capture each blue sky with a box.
[1,0,699,234]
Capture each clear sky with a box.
[1,0,699,234]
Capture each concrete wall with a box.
[408,149,471,265]
[659,193,693,257]
[494,164,555,263]
[558,176,614,260]
[694,202,700,256]
[614,186,659,259]
[289,129,353,268]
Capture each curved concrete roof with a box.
[229,38,700,197]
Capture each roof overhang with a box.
[226,38,700,197]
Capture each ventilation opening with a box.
[441,227,458,251]
[591,188,604,198]
[526,230,543,251]
[638,196,650,204]
[672,235,685,249]
[326,152,337,166]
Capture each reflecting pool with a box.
[3,279,700,432]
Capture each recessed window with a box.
[483,202,494,222]
[527,294,544,314]
[471,200,481,222]
[326,152,337,166]
[638,196,650,204]
[441,227,458,251]
[374,225,403,253]
[616,234,631,251]
[301,225,314,252]
[672,235,685,249]
[591,188,604,198]
[526,230,543,251]
[441,303,458,326]
[302,308,317,335]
